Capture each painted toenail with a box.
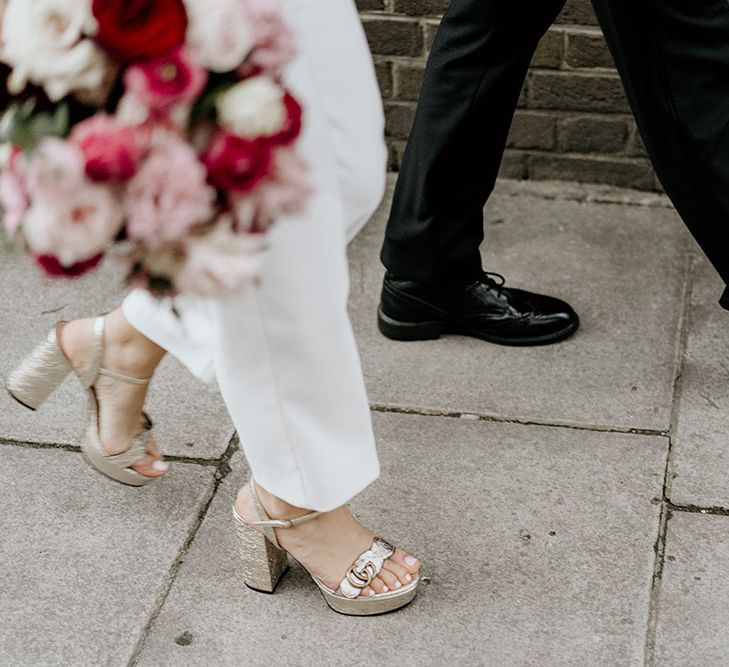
[393,581,402,589]
[381,586,389,593]
[152,461,169,472]
[405,556,418,567]
[405,574,412,582]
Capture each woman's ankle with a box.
[100,309,166,375]
[242,482,319,520]
[60,310,166,378]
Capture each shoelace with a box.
[481,271,507,292]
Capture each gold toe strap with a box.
[103,422,154,469]
[338,537,396,599]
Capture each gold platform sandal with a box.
[7,317,159,487]
[232,482,420,616]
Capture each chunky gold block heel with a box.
[232,507,289,593]
[6,325,72,410]
[231,482,420,616]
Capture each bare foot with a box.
[234,483,420,597]
[59,309,167,479]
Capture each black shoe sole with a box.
[377,307,580,347]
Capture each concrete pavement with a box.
[1,177,727,666]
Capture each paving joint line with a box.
[667,502,729,517]
[0,437,224,467]
[643,254,696,666]
[370,403,669,438]
[127,434,239,667]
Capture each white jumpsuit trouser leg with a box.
[122,0,387,512]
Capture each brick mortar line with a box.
[643,254,696,666]
[502,148,652,164]
[127,434,240,667]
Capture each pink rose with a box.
[70,114,148,182]
[231,149,310,233]
[201,131,273,193]
[0,149,28,235]
[125,132,216,249]
[123,48,207,117]
[241,0,297,77]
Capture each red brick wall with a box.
[357,0,661,191]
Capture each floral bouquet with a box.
[0,0,310,296]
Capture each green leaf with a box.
[188,72,239,130]
[0,100,71,152]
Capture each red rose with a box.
[265,92,303,147]
[35,253,104,278]
[202,132,273,193]
[92,0,189,63]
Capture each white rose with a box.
[1,0,109,102]
[217,76,288,138]
[183,0,254,73]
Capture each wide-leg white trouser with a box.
[122,0,386,511]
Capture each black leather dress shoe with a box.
[378,272,579,346]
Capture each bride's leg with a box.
[224,0,419,596]
[287,0,388,241]
[59,309,168,478]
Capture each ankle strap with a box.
[249,513,321,530]
[249,480,320,548]
[98,368,150,385]
[80,317,151,388]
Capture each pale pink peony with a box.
[122,48,207,120]
[174,216,265,295]
[24,138,87,200]
[241,0,297,77]
[16,138,124,268]
[22,185,124,267]
[70,113,148,182]
[231,149,311,233]
[0,150,28,235]
[125,133,216,250]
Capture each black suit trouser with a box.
[381,0,729,310]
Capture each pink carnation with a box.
[123,48,207,120]
[231,149,311,233]
[241,0,297,77]
[70,114,148,182]
[125,133,216,249]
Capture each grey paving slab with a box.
[0,252,233,459]
[137,413,665,667]
[670,258,729,507]
[0,445,215,666]
[350,180,695,432]
[654,512,729,666]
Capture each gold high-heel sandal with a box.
[7,317,160,487]
[232,481,420,616]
